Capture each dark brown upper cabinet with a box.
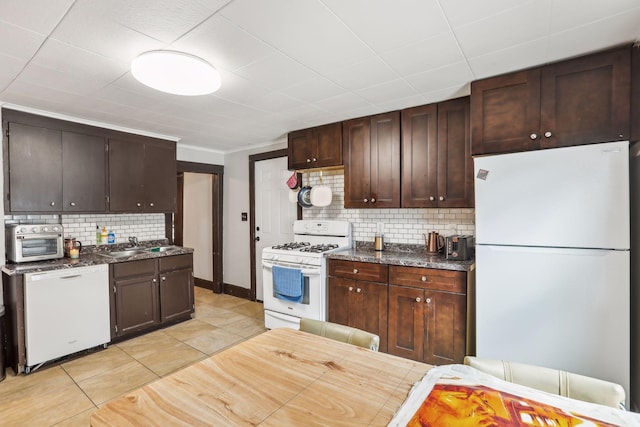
[62,131,107,212]
[472,45,631,155]
[288,122,342,170]
[401,97,473,208]
[343,111,400,208]
[109,138,177,213]
[6,122,106,213]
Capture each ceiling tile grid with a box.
[0,0,638,152]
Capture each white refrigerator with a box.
[474,141,630,400]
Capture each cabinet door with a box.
[314,122,342,168]
[109,138,145,212]
[343,117,371,208]
[401,104,438,208]
[114,275,160,337]
[388,285,424,361]
[540,46,630,148]
[8,122,62,212]
[159,268,193,323]
[287,129,314,170]
[436,97,473,208]
[144,141,177,212]
[471,69,541,155]
[370,111,400,208]
[62,132,107,212]
[353,281,388,352]
[423,290,466,365]
[328,276,354,326]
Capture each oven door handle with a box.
[262,260,320,276]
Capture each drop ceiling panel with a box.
[321,56,398,91]
[453,0,552,58]
[220,0,373,74]
[279,76,345,103]
[437,0,532,27]
[381,32,465,76]
[0,0,74,35]
[405,61,474,94]
[321,0,450,53]
[468,38,550,79]
[234,52,318,91]
[171,15,274,72]
[50,1,164,63]
[0,23,46,61]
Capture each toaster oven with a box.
[6,223,64,263]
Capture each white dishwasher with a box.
[24,264,110,372]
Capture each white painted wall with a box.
[177,144,225,165]
[223,140,287,289]
[183,172,213,281]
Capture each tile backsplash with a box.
[301,169,475,245]
[5,213,166,245]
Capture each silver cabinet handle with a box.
[306,158,311,163]
[426,298,432,304]
[50,201,55,206]
[429,196,435,201]
[348,286,354,291]
[353,269,359,274]
[544,131,552,138]
[136,202,142,207]
[152,278,157,283]
[312,158,317,162]
[439,196,444,201]
[149,202,155,207]
[421,276,427,282]
[356,288,362,293]
[162,276,166,281]
[416,297,421,303]
[70,202,76,207]
[371,198,376,203]
[363,198,368,203]
[530,133,538,140]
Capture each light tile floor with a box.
[0,287,266,426]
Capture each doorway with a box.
[249,149,300,301]
[175,161,223,293]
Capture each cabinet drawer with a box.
[159,254,192,272]
[389,265,466,293]
[328,260,388,283]
[113,259,156,279]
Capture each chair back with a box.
[299,318,380,351]
[464,356,626,409]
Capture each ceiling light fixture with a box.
[131,50,221,96]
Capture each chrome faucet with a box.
[128,236,139,247]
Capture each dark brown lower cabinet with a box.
[110,254,194,339]
[387,266,467,365]
[328,260,388,352]
[159,255,194,323]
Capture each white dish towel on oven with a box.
[272,265,303,303]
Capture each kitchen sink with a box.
[98,249,147,258]
[146,245,180,253]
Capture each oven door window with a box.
[20,237,59,257]
[273,275,310,305]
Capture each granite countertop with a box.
[327,242,475,272]
[2,240,194,276]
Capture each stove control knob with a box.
[42,226,49,232]
[31,226,40,233]
[52,225,61,232]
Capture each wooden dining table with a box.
[91,328,432,426]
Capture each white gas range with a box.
[262,220,352,330]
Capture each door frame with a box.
[175,161,224,293]
[249,149,301,301]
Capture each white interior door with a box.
[254,157,297,301]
